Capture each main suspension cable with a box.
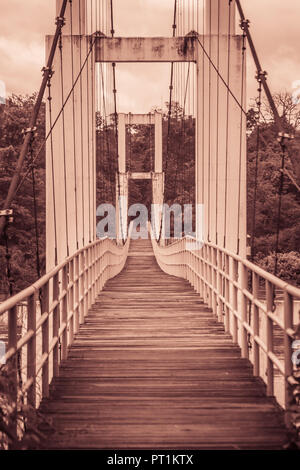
[0,0,69,238]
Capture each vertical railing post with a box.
[69,259,74,345]
[217,250,222,322]
[41,282,49,398]
[61,265,68,361]
[91,245,95,304]
[27,292,36,408]
[103,246,106,286]
[79,251,85,324]
[97,243,101,294]
[53,273,60,378]
[92,245,98,303]
[191,251,195,289]
[84,249,88,317]
[88,247,91,309]
[224,255,230,333]
[8,305,18,436]
[284,291,293,419]
[212,248,217,316]
[184,240,187,280]
[208,247,212,309]
[99,247,103,292]
[203,246,208,303]
[240,263,249,359]
[266,280,274,396]
[252,272,260,377]
[74,254,80,333]
[196,253,201,295]
[232,259,238,344]
[187,246,190,284]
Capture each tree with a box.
[247,95,300,285]
[259,91,300,187]
[0,94,45,295]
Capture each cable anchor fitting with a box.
[42,66,54,80]
[255,70,267,83]
[56,17,66,28]
[240,19,250,31]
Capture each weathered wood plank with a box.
[40,239,288,450]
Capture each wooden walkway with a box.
[40,239,288,450]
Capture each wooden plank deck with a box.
[40,239,288,450]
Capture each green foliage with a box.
[0,95,45,295]
[0,365,51,449]
[257,251,300,286]
[247,118,300,261]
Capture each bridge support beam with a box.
[46,0,96,269]
[196,0,247,256]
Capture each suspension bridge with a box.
[0,0,300,450]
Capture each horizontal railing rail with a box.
[0,229,131,417]
[151,228,300,425]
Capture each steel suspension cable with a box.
[236,0,294,291]
[207,1,212,241]
[195,34,247,118]
[223,0,232,248]
[215,0,220,245]
[201,0,205,208]
[165,0,178,178]
[14,37,97,200]
[79,0,85,245]
[86,25,91,243]
[274,145,287,278]
[0,0,69,238]
[250,76,262,263]
[69,0,79,250]
[58,29,70,257]
[110,0,125,243]
[157,0,177,241]
[236,23,247,255]
[28,132,41,279]
[46,69,58,266]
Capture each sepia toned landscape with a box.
[0,0,299,454]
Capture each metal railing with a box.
[0,234,131,410]
[151,232,300,420]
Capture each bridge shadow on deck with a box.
[40,239,288,450]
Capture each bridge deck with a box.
[40,239,288,450]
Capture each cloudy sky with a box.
[0,0,299,113]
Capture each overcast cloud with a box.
[0,0,299,112]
